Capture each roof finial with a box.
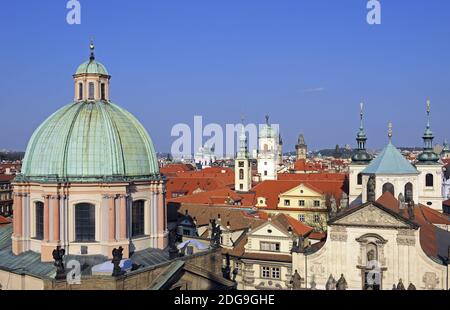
[388,122,393,142]
[89,39,95,61]
[359,102,364,130]
[265,115,269,125]
[241,113,245,125]
[426,99,431,128]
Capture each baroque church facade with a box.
[349,102,444,212]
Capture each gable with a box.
[281,183,322,198]
[250,221,289,238]
[332,204,415,229]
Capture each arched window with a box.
[88,82,95,100]
[132,200,145,237]
[404,182,413,203]
[75,203,95,242]
[78,82,83,100]
[239,169,244,180]
[382,183,395,196]
[101,83,106,100]
[35,201,44,240]
[357,173,362,185]
[425,174,434,187]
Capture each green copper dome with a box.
[75,60,109,76]
[19,101,160,183]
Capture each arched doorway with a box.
[404,183,413,203]
[382,183,395,196]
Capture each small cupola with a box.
[73,41,111,102]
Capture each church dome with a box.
[75,60,109,76]
[20,101,160,182]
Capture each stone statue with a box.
[398,193,405,210]
[407,283,416,290]
[111,246,125,277]
[392,284,397,290]
[222,253,231,280]
[52,246,66,280]
[396,279,405,290]
[340,192,349,209]
[329,195,337,217]
[232,267,238,282]
[290,270,303,290]
[168,229,180,259]
[325,274,336,290]
[367,249,376,263]
[292,236,306,253]
[367,177,376,202]
[336,274,348,290]
[407,201,415,220]
[210,219,222,249]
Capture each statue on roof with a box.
[210,218,222,249]
[291,270,303,290]
[329,195,337,217]
[326,274,336,290]
[367,176,376,202]
[398,193,406,211]
[407,201,415,220]
[336,274,348,290]
[168,228,180,259]
[407,283,416,290]
[222,253,231,280]
[396,279,405,290]
[52,246,66,280]
[111,246,125,277]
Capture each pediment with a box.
[332,204,413,228]
[251,221,288,237]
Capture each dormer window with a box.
[78,82,83,100]
[88,82,95,100]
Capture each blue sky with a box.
[0,0,449,153]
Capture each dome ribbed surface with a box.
[20,101,159,182]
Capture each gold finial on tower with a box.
[89,39,95,61]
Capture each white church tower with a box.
[349,103,373,206]
[257,115,279,181]
[235,118,252,192]
[415,100,443,210]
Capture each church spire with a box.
[418,100,439,163]
[351,103,372,163]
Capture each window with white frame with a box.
[298,214,305,222]
[261,266,281,279]
[284,199,290,206]
[260,241,280,252]
[314,200,320,207]
[298,200,305,206]
[314,214,321,223]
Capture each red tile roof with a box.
[375,192,450,263]
[0,174,15,182]
[168,187,255,207]
[252,178,347,210]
